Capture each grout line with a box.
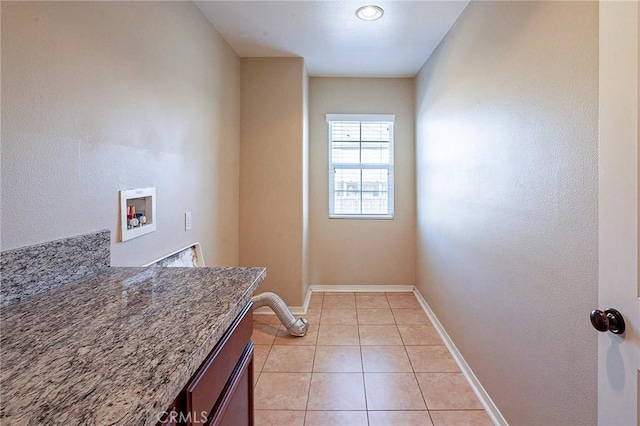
[426,408,436,425]
[413,369,430,412]
[359,317,369,416]
[254,293,492,423]
[303,304,320,416]
[412,290,505,425]
[429,408,492,411]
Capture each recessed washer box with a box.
[119,187,156,242]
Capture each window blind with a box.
[327,114,395,219]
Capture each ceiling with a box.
[195,1,469,78]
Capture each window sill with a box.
[329,214,394,220]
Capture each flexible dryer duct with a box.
[251,292,309,337]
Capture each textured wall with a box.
[239,58,307,305]
[309,77,416,287]
[1,1,241,267]
[415,1,598,424]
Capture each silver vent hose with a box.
[252,292,309,337]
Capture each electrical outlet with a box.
[185,211,192,231]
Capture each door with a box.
[598,1,639,424]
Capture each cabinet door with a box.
[187,303,253,425]
[209,343,254,426]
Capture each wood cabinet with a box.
[158,302,254,426]
[207,343,253,426]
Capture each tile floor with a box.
[252,292,493,426]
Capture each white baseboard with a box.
[413,289,508,426]
[309,284,415,293]
[253,287,312,316]
[302,286,313,312]
[253,305,307,316]
[254,285,415,316]
[252,283,505,424]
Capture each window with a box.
[327,114,395,219]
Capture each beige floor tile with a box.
[304,411,368,426]
[274,328,319,346]
[254,293,486,422]
[392,308,430,324]
[429,410,492,426]
[254,372,311,410]
[253,344,272,374]
[406,346,459,373]
[255,410,306,426]
[355,294,390,309]
[386,293,421,309]
[305,308,322,326]
[416,373,483,410]
[364,372,427,410]
[361,345,413,372]
[322,293,356,309]
[320,308,358,325]
[313,345,362,372]
[357,308,395,325]
[368,411,433,426]
[317,324,360,345]
[252,323,280,345]
[359,325,403,345]
[308,293,324,308]
[263,346,316,372]
[254,314,283,325]
[398,324,443,345]
[307,372,367,410]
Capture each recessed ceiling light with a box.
[356,5,384,21]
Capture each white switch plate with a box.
[185,211,192,231]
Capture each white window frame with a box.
[327,113,395,219]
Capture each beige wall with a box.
[309,78,416,287]
[302,66,311,298]
[239,58,307,305]
[415,1,598,424]
[1,1,241,267]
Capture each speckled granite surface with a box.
[0,230,110,307]
[0,266,266,425]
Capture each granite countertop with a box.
[0,266,266,425]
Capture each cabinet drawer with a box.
[208,342,254,426]
[186,302,253,424]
